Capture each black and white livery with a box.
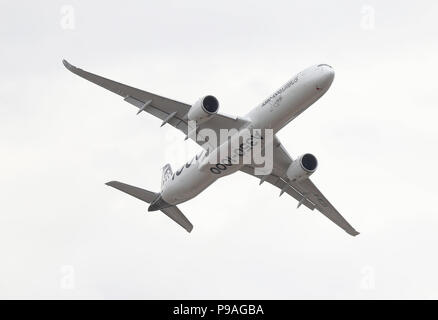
[63,60,359,236]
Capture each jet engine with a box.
[187,95,219,124]
[286,153,318,182]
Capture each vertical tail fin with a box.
[161,163,173,189]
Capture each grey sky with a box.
[1,0,438,299]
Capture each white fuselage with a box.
[161,64,335,205]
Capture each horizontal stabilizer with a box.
[106,181,193,233]
[106,181,158,203]
[161,206,193,233]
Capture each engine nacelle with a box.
[286,153,318,182]
[187,95,219,124]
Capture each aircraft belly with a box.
[161,168,217,205]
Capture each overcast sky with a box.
[1,0,438,299]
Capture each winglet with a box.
[62,59,74,70]
[62,59,82,74]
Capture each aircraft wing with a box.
[294,178,359,236]
[62,59,248,150]
[240,136,359,236]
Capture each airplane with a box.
[63,59,359,236]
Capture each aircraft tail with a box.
[161,164,173,189]
[106,181,193,233]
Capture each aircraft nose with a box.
[316,64,335,91]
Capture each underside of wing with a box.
[240,135,359,236]
[63,59,191,124]
[106,181,158,203]
[106,181,193,233]
[161,206,193,233]
[240,165,316,211]
[63,59,249,149]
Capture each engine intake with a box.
[286,153,318,182]
[188,95,219,123]
[202,95,219,113]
